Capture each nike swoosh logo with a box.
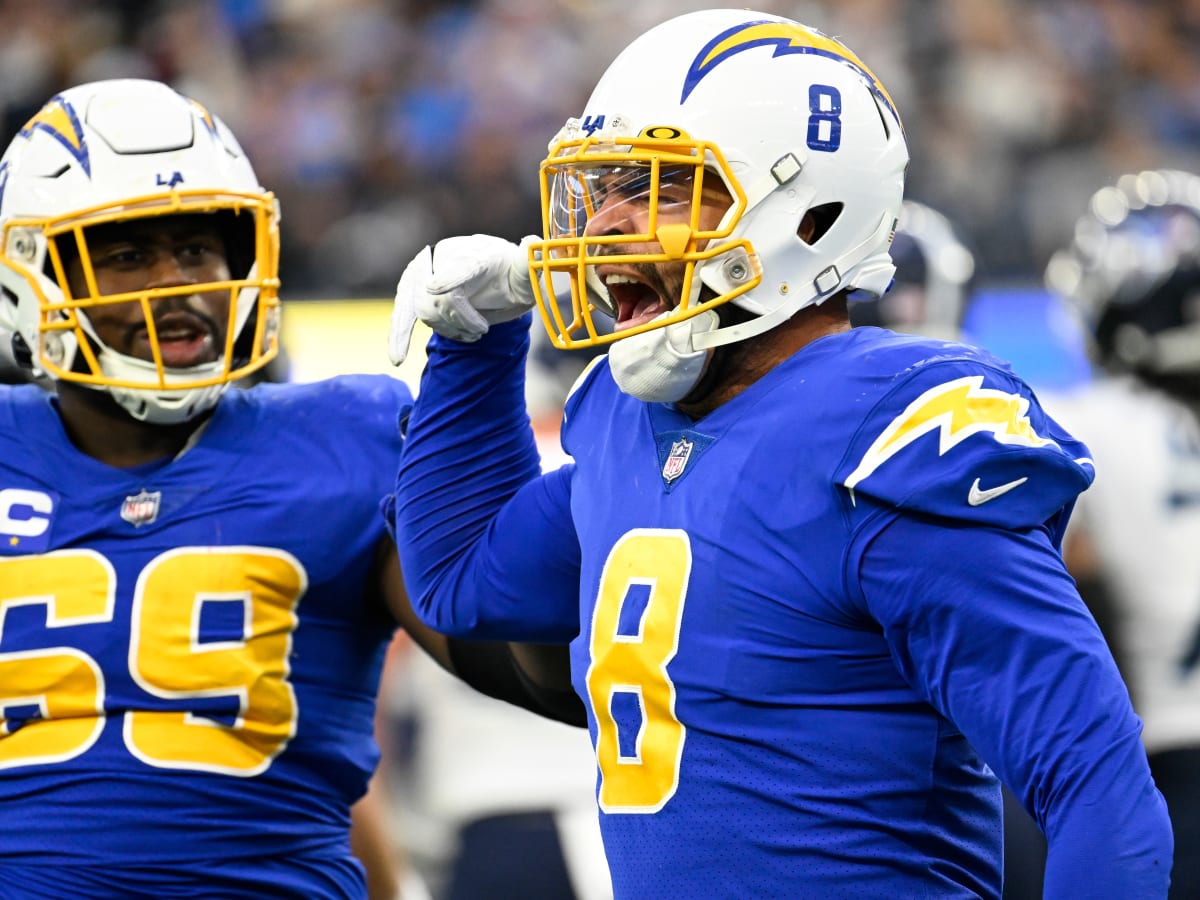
[968,476,1028,506]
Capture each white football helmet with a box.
[528,9,908,370]
[0,78,280,424]
[1045,169,1200,383]
[849,200,976,342]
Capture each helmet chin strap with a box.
[607,309,719,403]
[94,343,230,425]
[692,210,898,351]
[606,210,897,403]
[108,382,226,425]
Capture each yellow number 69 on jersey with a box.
[0,546,304,776]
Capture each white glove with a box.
[388,234,538,365]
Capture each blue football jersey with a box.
[0,375,408,897]
[557,329,1098,897]
[396,320,1171,899]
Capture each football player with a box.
[0,78,578,898]
[388,9,1172,897]
[1047,168,1200,899]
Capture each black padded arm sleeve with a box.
[446,638,587,727]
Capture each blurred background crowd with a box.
[3,0,1199,299]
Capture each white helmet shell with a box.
[529,9,909,372]
[0,78,281,423]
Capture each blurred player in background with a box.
[1046,168,1200,900]
[849,198,976,341]
[0,78,579,898]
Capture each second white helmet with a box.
[0,78,281,424]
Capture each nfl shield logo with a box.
[662,437,694,483]
[120,489,161,527]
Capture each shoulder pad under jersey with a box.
[837,354,1094,530]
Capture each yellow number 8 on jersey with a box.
[586,528,690,813]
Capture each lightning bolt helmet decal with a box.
[19,94,91,176]
[189,98,221,139]
[681,19,900,125]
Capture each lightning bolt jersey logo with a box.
[20,94,90,176]
[844,375,1056,494]
[681,19,899,123]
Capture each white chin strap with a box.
[607,309,719,403]
[108,382,228,425]
[95,347,230,425]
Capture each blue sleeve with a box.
[853,510,1173,897]
[391,316,581,642]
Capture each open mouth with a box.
[136,311,218,368]
[601,270,670,332]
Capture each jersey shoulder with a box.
[0,383,50,440]
[214,375,411,492]
[833,332,1094,529]
[234,374,411,441]
[244,373,413,415]
[0,384,79,486]
[560,355,614,456]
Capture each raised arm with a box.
[378,236,585,725]
[387,236,582,642]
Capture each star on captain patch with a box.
[120,489,161,527]
[662,437,695,484]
